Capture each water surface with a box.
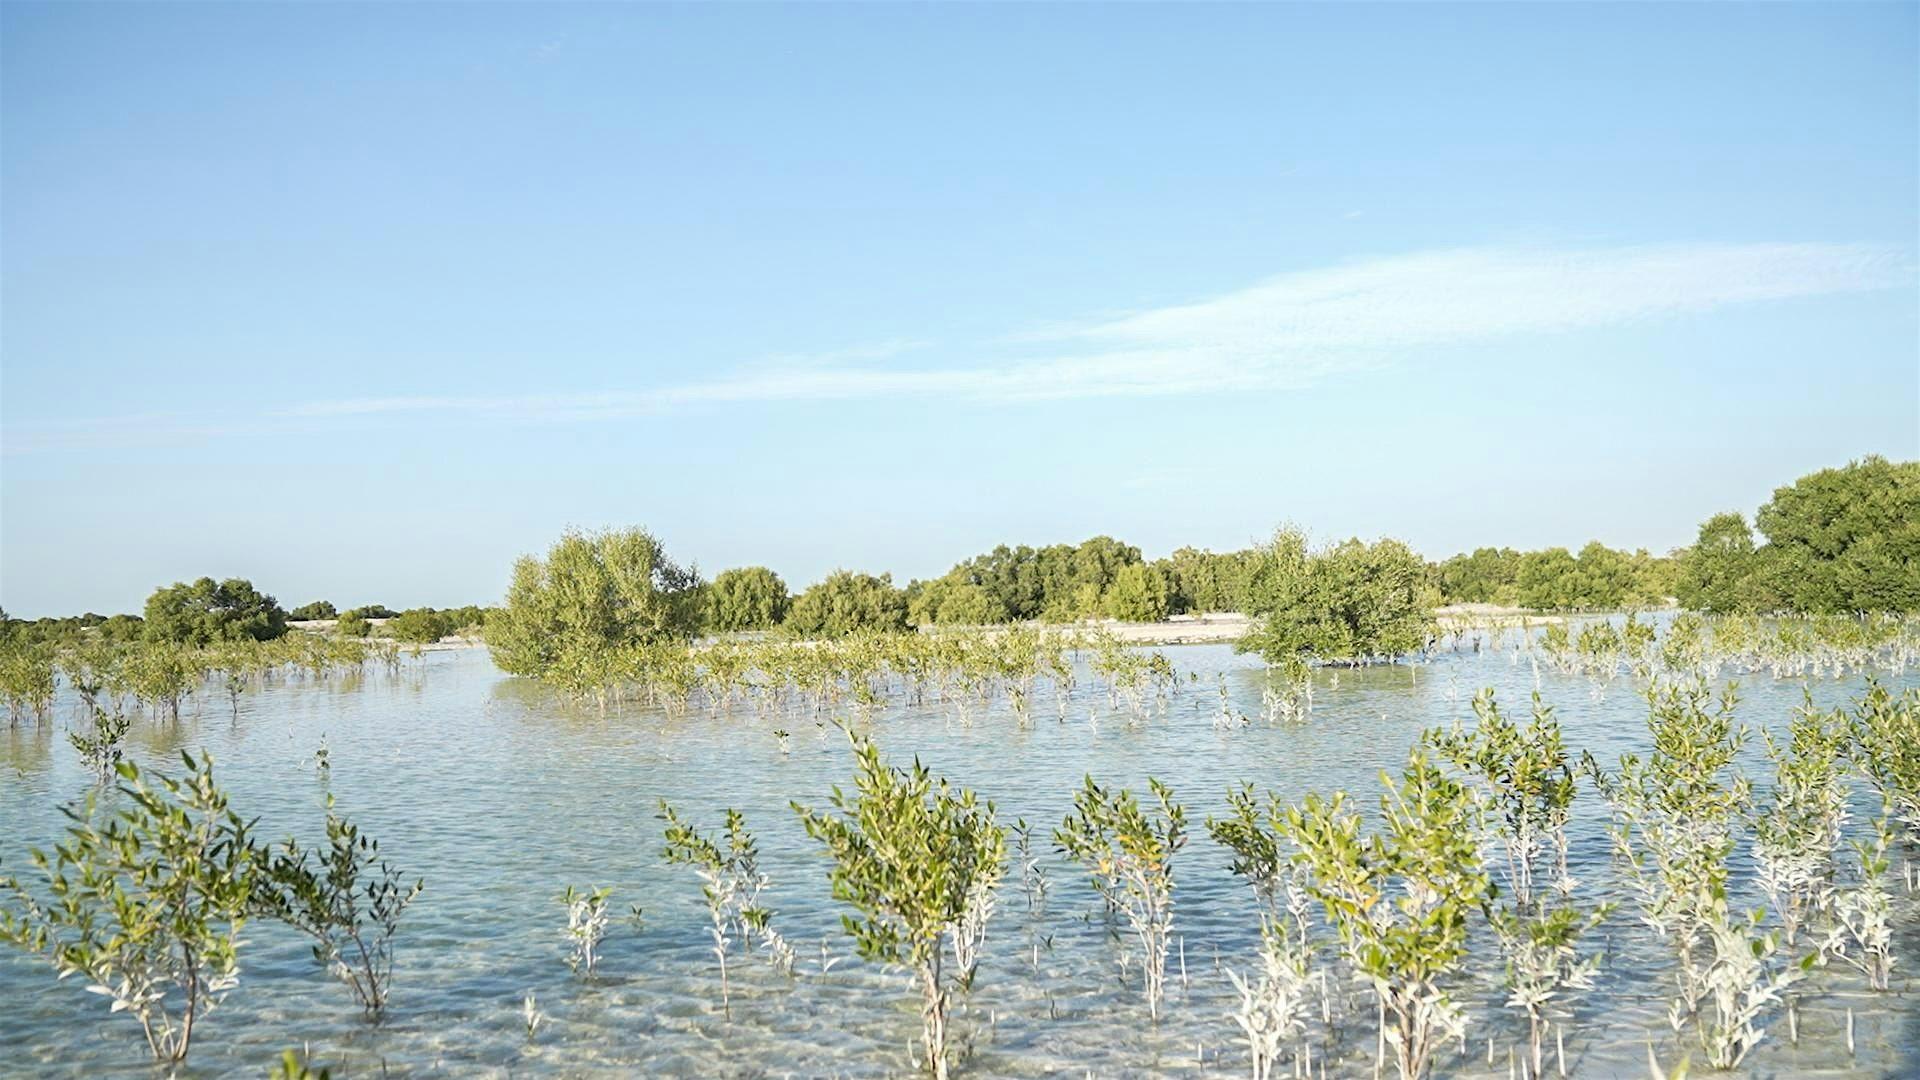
[2,638,1916,1077]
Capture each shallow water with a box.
[2,637,1917,1078]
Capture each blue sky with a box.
[2,3,1916,617]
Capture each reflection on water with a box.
[1,641,1916,1078]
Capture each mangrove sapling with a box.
[1207,787,1330,1074]
[1014,818,1049,913]
[1489,900,1611,1080]
[252,796,423,1019]
[1587,681,1802,1066]
[1751,700,1850,944]
[1819,815,1896,990]
[561,885,612,975]
[1426,689,1576,906]
[793,730,1006,1080]
[1055,776,1186,1020]
[1227,914,1317,1080]
[0,753,260,1064]
[68,696,131,779]
[0,644,56,725]
[1693,896,1803,1069]
[1282,751,1492,1080]
[658,801,795,1012]
[522,991,545,1039]
[1848,681,1920,842]
[127,641,198,722]
[1208,783,1288,917]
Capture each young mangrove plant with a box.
[0,753,258,1063]
[561,885,612,976]
[1819,814,1896,991]
[68,695,131,779]
[1426,688,1576,906]
[252,796,423,1019]
[1055,776,1186,1020]
[1587,680,1798,1068]
[1848,681,1920,842]
[1208,783,1323,1078]
[659,800,794,1012]
[1013,818,1049,913]
[1751,698,1850,944]
[793,730,1005,1080]
[1489,898,1611,1079]
[1282,750,1491,1080]
[1227,910,1318,1080]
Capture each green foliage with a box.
[0,643,57,724]
[1425,689,1576,906]
[1755,456,1920,613]
[387,607,452,644]
[1434,543,1674,610]
[1849,680,1920,842]
[1282,750,1491,1080]
[907,576,1009,627]
[660,801,792,1006]
[143,577,288,645]
[270,1049,334,1080]
[289,601,337,621]
[335,610,371,638]
[252,796,423,1018]
[1155,546,1259,615]
[0,754,259,1063]
[1432,547,1524,605]
[706,566,791,632]
[126,641,199,721]
[1674,513,1769,613]
[1101,563,1170,622]
[1237,529,1433,664]
[488,527,704,677]
[1055,776,1186,1018]
[785,570,909,638]
[794,730,1004,1079]
[1677,457,1920,614]
[924,535,1152,623]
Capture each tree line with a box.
[4,457,1913,661]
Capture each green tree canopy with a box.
[1674,512,1768,613]
[488,527,704,677]
[1671,457,1920,614]
[1753,456,1920,613]
[705,567,791,632]
[288,601,337,621]
[906,577,1008,627]
[143,577,288,645]
[1237,529,1433,664]
[1101,562,1170,622]
[785,571,908,638]
[387,608,452,644]
[1154,546,1259,615]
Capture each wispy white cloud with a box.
[6,241,1907,450]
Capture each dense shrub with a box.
[387,608,451,644]
[906,577,1008,627]
[1676,457,1920,614]
[706,567,791,632]
[488,528,704,677]
[289,601,337,621]
[785,571,908,638]
[143,578,288,645]
[1237,529,1434,664]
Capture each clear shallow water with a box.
[2,640,1917,1078]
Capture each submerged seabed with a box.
[2,638,1917,1078]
